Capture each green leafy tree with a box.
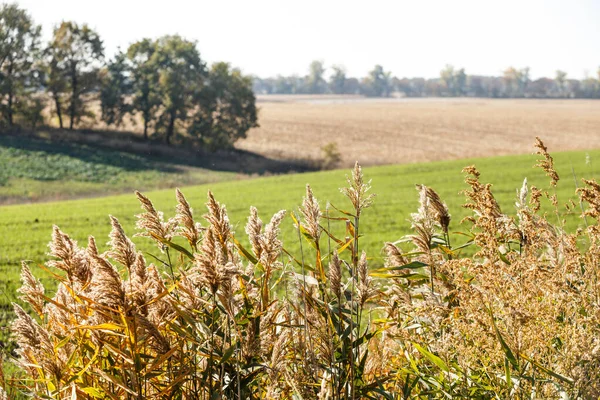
[455,68,467,96]
[42,44,67,128]
[306,60,326,94]
[47,21,103,130]
[100,51,131,127]
[127,38,161,140]
[364,65,391,97]
[440,64,457,96]
[190,62,258,150]
[329,65,346,94]
[154,35,206,145]
[0,3,41,127]
[503,67,530,97]
[555,70,568,97]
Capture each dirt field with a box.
[239,97,600,166]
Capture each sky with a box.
[12,0,600,80]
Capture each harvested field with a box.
[240,97,600,166]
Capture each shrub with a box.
[5,138,600,399]
[320,141,342,170]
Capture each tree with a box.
[440,64,456,96]
[555,70,568,97]
[43,44,67,128]
[455,68,467,96]
[329,65,346,94]
[127,38,161,140]
[503,67,518,97]
[154,35,206,145]
[100,50,131,127]
[306,60,326,94]
[364,65,391,97]
[0,3,41,127]
[189,62,258,150]
[503,67,530,97]
[517,67,530,96]
[47,21,103,130]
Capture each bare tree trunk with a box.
[143,121,148,140]
[143,113,149,140]
[53,92,63,129]
[69,63,77,130]
[166,111,176,145]
[7,90,13,127]
[6,61,13,126]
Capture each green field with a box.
[2,147,598,327]
[0,134,240,204]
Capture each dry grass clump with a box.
[4,138,600,399]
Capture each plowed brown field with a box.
[238,97,600,166]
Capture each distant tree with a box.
[364,65,391,97]
[440,65,456,96]
[455,68,467,96]
[329,65,346,94]
[344,77,360,94]
[503,67,518,97]
[503,67,530,97]
[190,62,258,150]
[46,21,104,130]
[42,44,67,128]
[306,60,326,94]
[555,70,568,97]
[127,38,161,140]
[440,65,466,96]
[0,3,41,127]
[468,76,486,97]
[100,51,131,127]
[154,35,206,145]
[528,78,554,98]
[272,75,290,94]
[517,67,530,96]
[580,75,598,98]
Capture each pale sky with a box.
[12,0,600,79]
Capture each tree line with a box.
[0,3,258,149]
[253,61,600,99]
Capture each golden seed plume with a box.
[301,184,321,240]
[246,206,263,258]
[328,252,342,299]
[175,188,201,249]
[17,262,45,317]
[357,251,373,305]
[384,242,408,268]
[108,215,137,269]
[340,162,376,215]
[416,184,451,234]
[205,191,231,247]
[89,254,125,309]
[534,137,559,187]
[134,190,175,249]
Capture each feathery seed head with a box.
[205,191,231,247]
[301,184,321,240]
[328,252,342,299]
[175,188,201,249]
[17,262,45,316]
[108,215,137,269]
[534,137,559,187]
[134,191,176,250]
[340,161,375,215]
[89,254,125,309]
[246,206,263,258]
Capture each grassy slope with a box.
[0,134,239,204]
[2,148,599,313]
